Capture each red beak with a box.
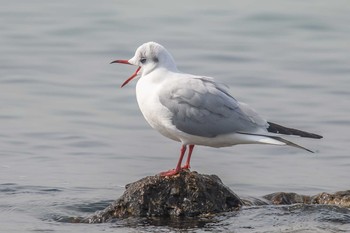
[110,59,141,88]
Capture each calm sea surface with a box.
[1,0,350,232]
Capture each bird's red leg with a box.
[159,145,187,176]
[182,144,194,170]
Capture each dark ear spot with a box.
[152,57,159,62]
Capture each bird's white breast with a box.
[136,69,181,142]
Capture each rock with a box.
[76,171,350,224]
[263,190,350,208]
[241,196,269,206]
[85,170,243,223]
[263,192,311,205]
[311,190,350,207]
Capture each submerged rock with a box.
[311,190,350,207]
[263,190,350,208]
[86,170,243,223]
[263,192,311,205]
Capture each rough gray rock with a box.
[77,171,350,224]
[311,190,350,207]
[263,190,350,207]
[85,170,243,223]
[263,192,311,205]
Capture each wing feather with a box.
[159,76,268,137]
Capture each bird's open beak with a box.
[110,59,141,88]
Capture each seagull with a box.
[111,42,322,176]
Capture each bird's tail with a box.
[237,132,316,153]
[267,122,323,139]
[265,135,314,153]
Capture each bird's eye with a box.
[140,58,146,64]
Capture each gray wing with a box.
[159,76,268,137]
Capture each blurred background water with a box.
[1,0,350,232]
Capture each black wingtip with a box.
[267,122,323,139]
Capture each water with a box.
[1,0,350,232]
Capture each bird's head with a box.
[111,42,177,87]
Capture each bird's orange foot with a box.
[159,168,181,177]
[181,164,190,170]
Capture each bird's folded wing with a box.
[159,76,268,137]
